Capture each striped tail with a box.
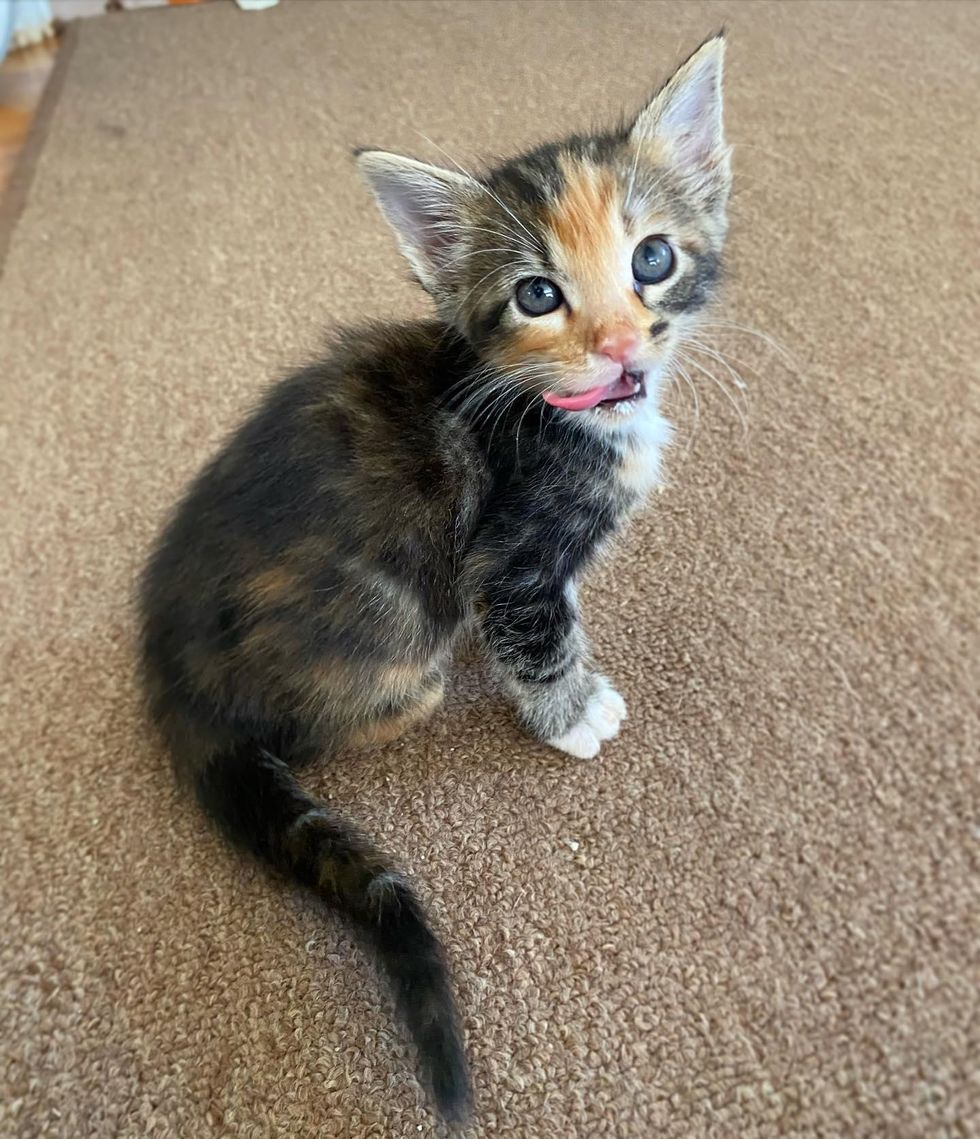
[195,742,471,1121]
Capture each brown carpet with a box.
[2,1,978,1136]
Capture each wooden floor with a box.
[0,39,59,198]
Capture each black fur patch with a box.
[660,250,721,313]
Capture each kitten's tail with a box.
[195,742,471,1123]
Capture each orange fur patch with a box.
[348,678,445,748]
[548,160,617,287]
[376,660,429,696]
[242,565,299,609]
[305,657,354,696]
[494,323,561,370]
[543,159,647,365]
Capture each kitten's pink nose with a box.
[595,327,640,365]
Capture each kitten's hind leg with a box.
[347,663,446,749]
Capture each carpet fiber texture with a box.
[2,2,978,1136]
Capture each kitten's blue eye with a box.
[632,237,675,285]
[515,277,563,317]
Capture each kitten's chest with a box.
[614,412,673,503]
[524,423,667,563]
[484,412,671,573]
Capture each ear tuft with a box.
[356,150,479,293]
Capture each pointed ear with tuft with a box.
[629,34,731,208]
[355,150,480,293]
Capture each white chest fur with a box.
[617,410,673,501]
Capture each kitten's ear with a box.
[629,34,731,204]
[356,150,479,292]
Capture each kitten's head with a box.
[357,34,730,429]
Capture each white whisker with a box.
[681,337,750,394]
[675,347,749,438]
[668,358,701,456]
[697,318,800,375]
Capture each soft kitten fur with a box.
[140,35,731,1122]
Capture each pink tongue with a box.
[542,374,629,412]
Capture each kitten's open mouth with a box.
[542,370,646,412]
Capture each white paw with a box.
[548,679,627,760]
[549,719,603,760]
[587,679,627,740]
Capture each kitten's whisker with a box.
[456,360,557,450]
[443,365,505,409]
[452,377,510,421]
[624,135,645,216]
[675,348,749,438]
[420,219,538,261]
[668,359,701,456]
[683,336,765,384]
[680,337,751,396]
[453,366,537,426]
[514,374,560,461]
[420,219,519,244]
[697,318,800,374]
[442,359,531,410]
[459,227,539,261]
[485,390,529,448]
[513,397,536,466]
[448,246,520,265]
[467,381,522,439]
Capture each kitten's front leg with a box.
[479,578,626,759]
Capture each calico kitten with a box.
[140,35,731,1122]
